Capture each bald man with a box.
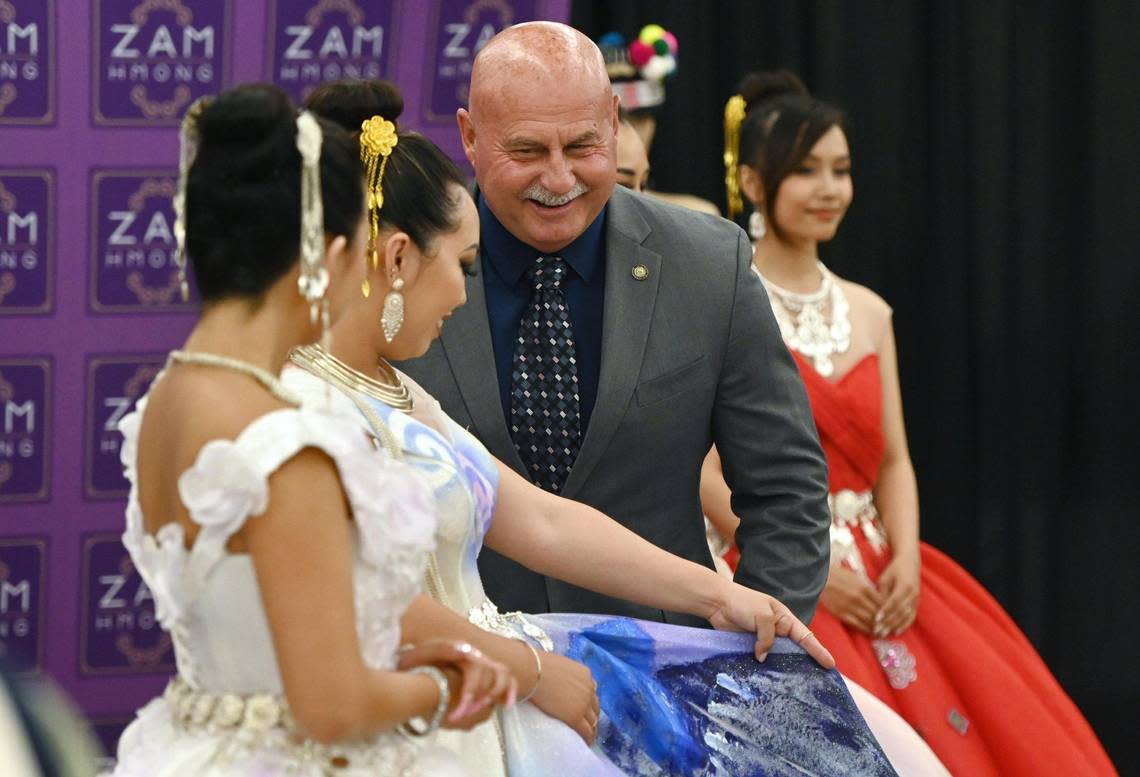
[399,22,830,625]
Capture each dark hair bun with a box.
[306,79,469,254]
[304,79,404,133]
[194,85,299,187]
[186,83,363,303]
[197,84,295,145]
[738,70,809,113]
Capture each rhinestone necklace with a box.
[753,262,851,377]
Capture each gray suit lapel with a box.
[438,260,527,473]
[561,189,660,499]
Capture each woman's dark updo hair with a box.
[186,84,363,303]
[737,70,847,242]
[305,79,468,254]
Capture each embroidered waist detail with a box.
[828,489,889,576]
[165,677,296,733]
[467,600,554,652]
[162,677,422,773]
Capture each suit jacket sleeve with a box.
[713,229,831,622]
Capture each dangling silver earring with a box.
[381,277,405,343]
[749,210,766,240]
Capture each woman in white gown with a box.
[110,84,517,776]
[284,79,943,775]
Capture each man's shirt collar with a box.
[478,195,607,287]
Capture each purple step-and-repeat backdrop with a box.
[0,0,568,756]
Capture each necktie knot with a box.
[527,256,568,291]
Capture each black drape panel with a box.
[574,1,1140,767]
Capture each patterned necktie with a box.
[510,255,582,494]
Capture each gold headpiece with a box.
[359,115,399,296]
[723,94,747,219]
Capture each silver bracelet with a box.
[516,640,543,704]
[402,665,450,736]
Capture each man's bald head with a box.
[469,22,611,119]
[457,22,619,254]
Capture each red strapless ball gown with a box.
[732,352,1116,776]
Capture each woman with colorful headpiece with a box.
[109,84,518,776]
[296,78,909,776]
[706,70,1118,776]
[599,26,721,215]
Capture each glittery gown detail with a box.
[282,368,898,777]
[789,351,1117,776]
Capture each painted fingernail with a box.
[452,696,472,719]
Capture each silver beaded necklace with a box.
[753,262,851,377]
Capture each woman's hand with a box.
[820,565,884,635]
[397,639,516,730]
[874,551,920,636]
[528,650,601,745]
[708,583,836,669]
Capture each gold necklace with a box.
[290,344,414,412]
[168,350,302,406]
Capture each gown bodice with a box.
[119,391,437,695]
[282,368,503,624]
[793,351,885,494]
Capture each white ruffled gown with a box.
[110,387,468,776]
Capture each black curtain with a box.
[573,1,1140,768]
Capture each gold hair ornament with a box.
[172,96,213,302]
[359,115,399,297]
[723,94,746,219]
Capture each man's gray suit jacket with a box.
[398,185,830,626]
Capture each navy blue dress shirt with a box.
[477,195,607,436]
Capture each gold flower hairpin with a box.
[360,115,399,297]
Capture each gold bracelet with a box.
[516,641,543,704]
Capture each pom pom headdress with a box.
[598,24,678,111]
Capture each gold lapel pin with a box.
[631,264,649,281]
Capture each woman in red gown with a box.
[705,70,1117,776]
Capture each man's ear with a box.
[457,108,477,166]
